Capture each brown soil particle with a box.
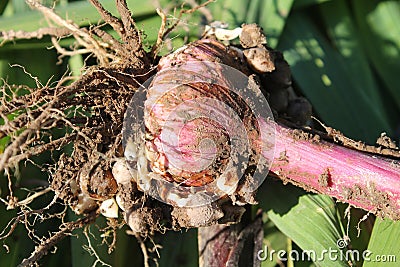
[376,132,398,149]
[278,150,289,162]
[318,168,331,188]
[340,183,398,220]
[243,47,275,73]
[291,129,313,141]
[171,204,224,228]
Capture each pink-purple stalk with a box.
[267,122,400,220]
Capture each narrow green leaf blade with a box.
[353,0,400,110]
[363,218,400,267]
[319,0,392,132]
[158,230,198,267]
[261,219,291,267]
[293,0,331,9]
[259,180,348,267]
[278,11,392,142]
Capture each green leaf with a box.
[353,0,400,110]
[0,213,34,267]
[319,0,392,134]
[0,0,9,15]
[363,218,400,267]
[206,0,250,27]
[293,0,331,9]
[278,10,392,142]
[0,0,161,51]
[261,219,291,267]
[0,48,62,87]
[259,0,294,48]
[68,54,84,78]
[0,0,156,32]
[0,136,11,153]
[259,179,348,267]
[111,227,144,267]
[158,229,198,267]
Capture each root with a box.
[88,0,148,66]
[0,27,71,45]
[0,0,150,67]
[150,0,215,58]
[18,211,99,267]
[25,0,112,65]
[0,0,157,262]
[0,0,218,265]
[82,226,112,267]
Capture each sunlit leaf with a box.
[319,0,392,134]
[278,10,392,142]
[259,179,348,267]
[353,0,400,110]
[363,218,400,267]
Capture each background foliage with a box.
[0,0,399,266]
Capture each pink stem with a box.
[263,122,400,220]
